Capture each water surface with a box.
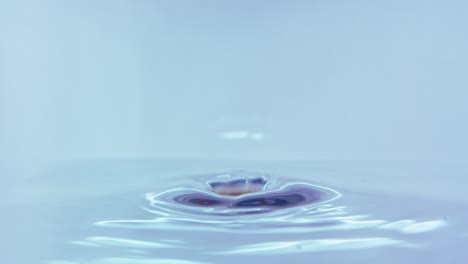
[4,160,467,264]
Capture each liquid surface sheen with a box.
[13,161,463,264]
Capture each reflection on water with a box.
[212,237,405,255]
[47,258,214,264]
[71,237,179,249]
[47,171,447,264]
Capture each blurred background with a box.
[1,0,468,162]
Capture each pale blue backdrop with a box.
[1,0,467,161]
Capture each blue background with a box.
[1,0,467,161]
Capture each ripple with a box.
[143,171,342,217]
[96,172,350,234]
[55,170,450,264]
[47,258,214,264]
[83,237,178,249]
[377,219,448,233]
[95,172,446,237]
[210,237,408,255]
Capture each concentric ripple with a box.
[95,172,446,238]
[96,172,354,234]
[47,170,453,264]
[144,171,342,217]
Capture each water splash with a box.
[95,172,445,236]
[142,171,342,217]
[52,171,447,263]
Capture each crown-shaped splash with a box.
[207,172,268,196]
